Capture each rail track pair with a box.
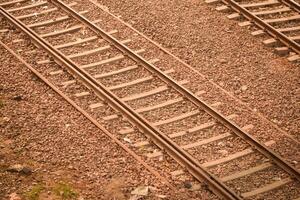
[0,0,299,199]
[207,0,300,62]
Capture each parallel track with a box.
[207,0,300,61]
[1,0,299,199]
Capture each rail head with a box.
[1,0,299,198]
[49,0,300,182]
[280,0,300,13]
[0,4,242,200]
[221,0,300,55]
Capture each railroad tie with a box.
[27,10,89,28]
[170,169,185,177]
[102,114,119,121]
[288,54,300,62]
[61,80,76,88]
[275,47,290,56]
[108,69,175,91]
[239,21,252,27]
[146,150,163,158]
[168,114,237,139]
[80,49,145,69]
[240,0,280,9]
[227,13,240,20]
[205,0,220,4]
[119,128,135,135]
[263,38,277,46]
[89,102,103,110]
[67,39,131,59]
[220,162,273,182]
[94,58,159,79]
[251,30,265,36]
[16,2,78,20]
[201,140,275,168]
[7,1,48,13]
[49,70,63,76]
[216,5,229,11]
[241,178,292,198]
[74,91,90,98]
[0,0,27,7]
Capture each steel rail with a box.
[280,0,300,13]
[221,0,300,55]
[51,0,300,182]
[0,5,241,200]
[0,40,175,190]
[88,0,300,147]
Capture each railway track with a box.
[0,0,299,199]
[206,0,300,62]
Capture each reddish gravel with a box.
[0,46,212,199]
[1,1,299,199]
[57,0,300,170]
[95,0,300,140]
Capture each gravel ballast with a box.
[94,0,299,141]
[1,1,299,199]
[0,45,214,199]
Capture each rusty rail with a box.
[221,0,300,55]
[1,0,300,198]
[0,40,174,190]
[281,0,300,13]
[0,3,241,200]
[50,0,300,182]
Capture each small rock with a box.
[191,184,201,191]
[225,27,233,33]
[3,117,10,122]
[273,177,281,181]
[217,142,224,146]
[7,164,23,172]
[7,164,32,175]
[4,139,13,145]
[131,186,149,196]
[12,95,22,101]
[99,5,109,11]
[289,52,296,56]
[218,150,228,155]
[100,172,107,177]
[219,59,227,64]
[67,165,74,170]
[158,155,164,161]
[155,194,167,198]
[292,160,298,165]
[183,181,192,189]
[21,167,32,175]
[123,137,132,143]
[219,82,225,87]
[9,193,21,200]
[241,85,248,91]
